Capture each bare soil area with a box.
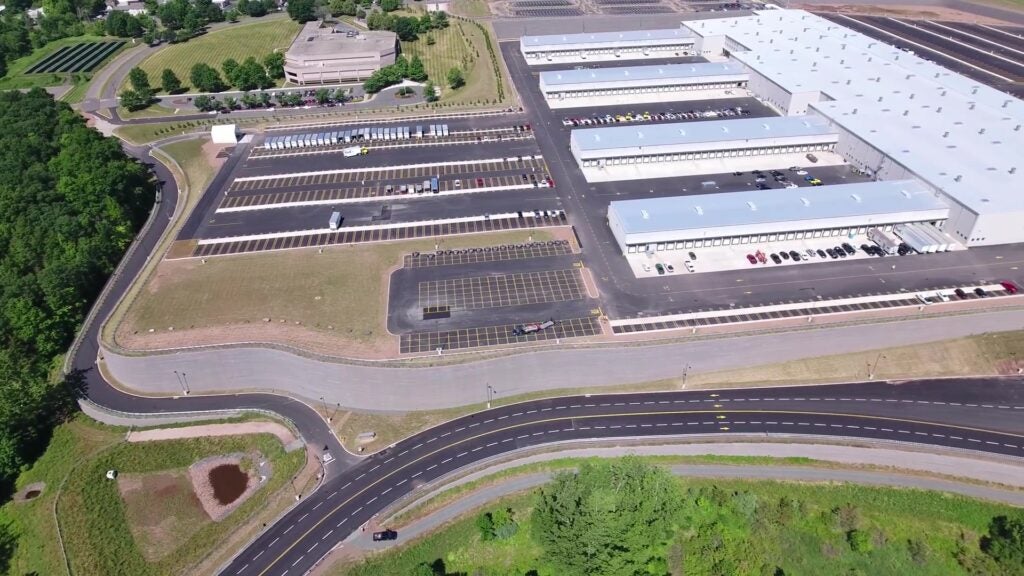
[117,470,209,561]
[189,454,260,522]
[127,421,297,446]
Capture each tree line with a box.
[0,89,156,493]
[120,52,285,110]
[409,458,1024,576]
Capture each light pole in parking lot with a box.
[681,365,692,390]
[173,370,189,395]
[486,384,497,409]
[868,353,886,380]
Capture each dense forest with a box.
[0,89,155,491]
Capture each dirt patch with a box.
[209,463,249,505]
[117,470,210,562]
[13,482,45,503]
[189,454,264,522]
[800,3,1017,25]
[126,421,297,447]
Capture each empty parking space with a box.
[399,316,602,353]
[188,213,567,258]
[418,268,585,311]
[403,240,573,268]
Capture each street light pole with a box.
[868,353,886,380]
[486,384,496,409]
[173,370,189,395]
[682,364,692,390]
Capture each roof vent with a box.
[979,128,986,135]
[637,131,643,139]
[694,206,704,216]
[800,197,810,206]
[850,193,862,203]
[1011,167,1017,174]
[678,128,686,136]
[746,201,757,211]
[722,126,729,133]
[954,175,962,182]
[900,189,912,199]
[640,209,650,219]
[762,123,770,130]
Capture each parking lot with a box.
[399,316,602,353]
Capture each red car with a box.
[746,254,757,265]
[1001,281,1019,294]
[476,178,484,186]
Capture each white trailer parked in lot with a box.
[894,224,939,253]
[916,223,952,252]
[329,211,341,230]
[867,228,900,255]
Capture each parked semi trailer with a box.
[867,227,900,255]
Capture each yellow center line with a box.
[256,408,1024,575]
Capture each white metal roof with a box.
[684,9,1024,216]
[520,29,693,51]
[609,180,950,238]
[572,115,836,153]
[540,61,747,88]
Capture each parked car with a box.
[806,249,816,258]
[1001,281,1019,294]
[642,263,651,272]
[688,252,697,261]
[826,248,838,259]
[746,254,758,265]
[841,243,855,255]
[780,251,790,260]
[789,250,801,261]
[665,263,675,273]
[655,263,665,275]
[954,288,967,299]
[835,247,847,258]
[974,287,988,297]
[817,249,827,258]
[796,170,809,175]
[770,253,782,264]
[373,529,398,541]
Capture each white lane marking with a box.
[486,442,498,447]
[270,537,279,546]
[341,482,351,489]
[292,556,304,567]
[254,551,265,560]
[307,543,317,553]
[454,427,465,433]
[426,464,437,470]
[366,496,377,504]
[298,513,308,522]
[237,563,249,574]
[283,525,294,534]
[468,422,480,427]
[313,502,323,510]
[323,529,334,540]
[381,487,392,495]
[441,457,453,464]
[396,479,408,486]
[456,452,468,458]
[411,471,422,478]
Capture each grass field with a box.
[60,430,304,575]
[118,470,209,561]
[335,461,1014,576]
[118,102,183,120]
[450,0,491,17]
[400,18,506,105]
[0,35,115,91]
[117,230,553,354]
[132,19,301,94]
[0,417,123,576]
[334,329,1024,451]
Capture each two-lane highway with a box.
[223,378,1024,576]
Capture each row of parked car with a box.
[746,242,870,265]
[562,107,750,127]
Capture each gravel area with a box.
[127,421,296,446]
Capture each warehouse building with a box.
[682,9,1024,247]
[284,22,397,85]
[571,115,839,180]
[539,62,749,108]
[607,180,950,255]
[519,29,694,65]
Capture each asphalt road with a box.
[221,378,1024,576]
[75,140,356,471]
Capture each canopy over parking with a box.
[520,29,694,64]
[607,180,950,254]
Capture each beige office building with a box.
[284,22,397,85]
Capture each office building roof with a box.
[540,61,746,87]
[609,180,950,235]
[572,114,836,152]
[684,9,1024,215]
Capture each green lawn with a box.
[60,430,304,575]
[132,19,301,93]
[336,464,1016,576]
[0,35,120,91]
[400,18,506,106]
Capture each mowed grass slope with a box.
[401,19,503,105]
[133,19,301,93]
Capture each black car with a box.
[860,244,871,253]
[841,243,856,255]
[733,171,743,176]
[770,253,782,264]
[817,249,827,258]
[780,251,790,260]
[688,251,697,261]
[770,170,784,177]
[826,248,838,259]
[974,287,988,298]
[756,183,770,190]
[954,288,968,299]
[788,250,801,261]
[373,529,398,541]
[835,247,847,258]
